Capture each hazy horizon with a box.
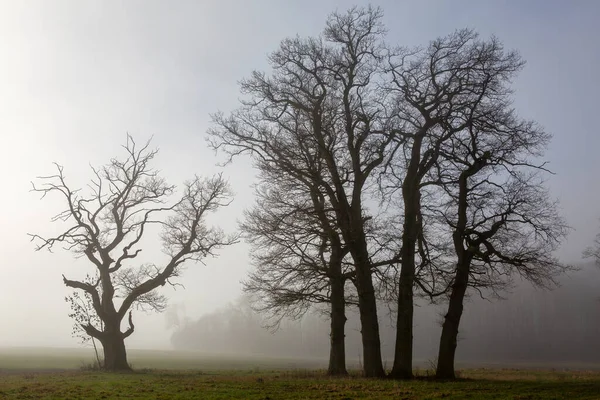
[1,0,598,353]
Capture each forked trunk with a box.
[101,333,131,372]
[328,276,348,376]
[437,169,479,379]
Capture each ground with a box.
[0,349,599,399]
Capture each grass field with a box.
[2,369,600,399]
[0,347,331,371]
[1,348,600,399]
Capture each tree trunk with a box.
[101,333,131,372]
[437,169,479,379]
[436,266,469,379]
[390,189,419,379]
[390,135,426,380]
[390,268,414,379]
[328,276,348,376]
[354,261,385,377]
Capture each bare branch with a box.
[31,135,237,359]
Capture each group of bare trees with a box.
[31,6,580,378]
[209,7,569,379]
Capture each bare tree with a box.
[208,7,399,377]
[242,169,355,375]
[432,158,569,379]
[407,34,572,378]
[381,29,542,378]
[30,136,237,371]
[436,174,568,379]
[584,229,600,266]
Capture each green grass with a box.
[1,349,599,399]
[1,369,600,399]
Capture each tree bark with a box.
[354,253,385,378]
[436,266,469,379]
[328,276,348,376]
[436,170,475,379]
[390,186,419,379]
[435,162,487,379]
[390,132,427,380]
[391,267,414,379]
[101,333,131,372]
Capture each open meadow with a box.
[1,348,600,399]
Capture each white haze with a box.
[0,0,598,350]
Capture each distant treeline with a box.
[171,265,600,366]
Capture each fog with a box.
[171,265,600,367]
[0,0,598,363]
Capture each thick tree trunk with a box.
[390,190,419,379]
[355,261,385,377]
[101,333,130,371]
[436,266,469,379]
[328,276,348,376]
[390,268,414,379]
[390,135,426,380]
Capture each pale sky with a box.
[0,0,598,349]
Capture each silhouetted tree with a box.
[379,29,558,378]
[396,33,572,379]
[433,168,568,379]
[584,229,600,266]
[30,136,237,371]
[209,7,399,377]
[242,168,355,375]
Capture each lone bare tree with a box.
[30,136,237,371]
